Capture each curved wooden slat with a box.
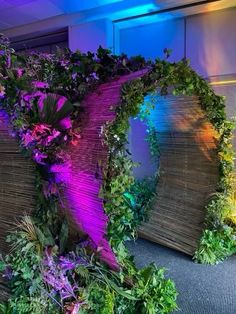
[63,70,147,269]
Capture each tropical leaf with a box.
[39,93,73,129]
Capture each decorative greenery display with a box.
[0,34,177,314]
[105,55,236,266]
[0,31,235,313]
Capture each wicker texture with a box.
[139,95,219,255]
[0,111,35,300]
[63,70,147,268]
[0,79,219,298]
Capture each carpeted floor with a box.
[127,239,236,314]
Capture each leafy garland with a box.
[145,60,236,264]
[0,31,235,314]
[103,57,236,266]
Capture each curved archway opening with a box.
[128,92,219,255]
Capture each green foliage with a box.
[103,154,138,246]
[103,79,149,248]
[9,296,58,314]
[127,176,158,225]
[194,227,236,265]
[88,284,115,313]
[2,223,56,313]
[133,264,177,314]
[0,302,11,314]
[145,123,160,159]
[5,230,43,295]
[86,257,177,314]
[3,220,177,314]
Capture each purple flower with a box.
[33,81,49,89]
[60,60,69,68]
[72,73,77,80]
[59,256,75,271]
[21,131,35,147]
[91,72,99,80]
[45,129,61,146]
[16,68,24,78]
[6,55,11,68]
[2,266,13,280]
[32,149,48,165]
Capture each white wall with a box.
[69,19,113,53]
[115,7,236,78]
[186,8,236,77]
[116,17,185,62]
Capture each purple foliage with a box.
[21,130,35,147]
[42,249,89,306]
[2,265,13,280]
[33,81,49,89]
[32,149,48,165]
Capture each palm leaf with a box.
[40,93,73,128]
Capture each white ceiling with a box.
[0,0,235,32]
[0,0,126,30]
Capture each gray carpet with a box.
[127,239,236,314]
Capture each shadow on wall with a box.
[186,8,236,77]
[127,93,218,180]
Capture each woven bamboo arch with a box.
[62,71,219,257]
[0,70,220,298]
[137,94,219,255]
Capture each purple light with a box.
[58,117,72,129]
[65,168,119,270]
[50,162,72,184]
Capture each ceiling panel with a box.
[0,0,35,9]
[0,20,11,29]
[0,7,39,26]
[50,0,124,14]
[0,0,235,32]
[17,0,63,20]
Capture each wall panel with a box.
[186,8,236,77]
[117,17,185,62]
